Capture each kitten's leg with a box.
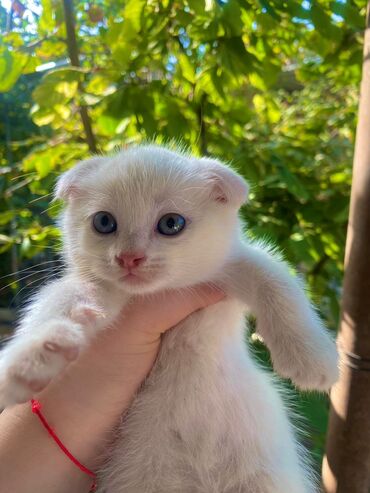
[223,242,338,391]
[0,276,120,407]
[241,469,316,493]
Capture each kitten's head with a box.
[56,145,248,294]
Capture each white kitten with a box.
[0,145,338,492]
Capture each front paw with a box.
[270,334,339,391]
[0,319,85,408]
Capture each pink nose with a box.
[115,252,147,269]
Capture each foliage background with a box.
[0,0,365,473]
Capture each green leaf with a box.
[220,37,257,76]
[330,171,351,184]
[35,155,52,179]
[39,0,55,34]
[125,0,146,33]
[258,0,281,21]
[178,54,196,84]
[0,49,29,92]
[277,165,310,201]
[249,72,267,91]
[311,3,342,40]
[330,1,364,29]
[221,0,243,36]
[96,115,121,136]
[0,233,13,244]
[32,68,83,107]
[0,211,16,226]
[186,0,205,16]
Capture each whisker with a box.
[29,193,54,204]
[41,203,61,215]
[10,271,64,305]
[24,244,63,251]
[0,267,64,292]
[0,259,64,281]
[10,172,37,181]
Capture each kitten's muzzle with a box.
[115,252,147,270]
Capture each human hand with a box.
[0,284,224,493]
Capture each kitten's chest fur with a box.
[123,297,248,444]
[97,299,306,493]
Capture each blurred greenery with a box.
[0,0,365,473]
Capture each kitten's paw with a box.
[70,302,106,326]
[271,335,339,392]
[0,319,85,407]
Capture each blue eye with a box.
[157,213,186,236]
[93,211,117,234]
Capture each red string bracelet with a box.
[30,399,97,492]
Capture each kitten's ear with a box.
[54,157,105,201]
[198,157,249,207]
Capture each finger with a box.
[146,284,225,327]
[118,285,225,338]
[179,284,225,312]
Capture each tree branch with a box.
[323,3,370,491]
[62,0,97,154]
[197,94,208,156]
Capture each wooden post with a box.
[322,3,370,492]
[62,0,97,154]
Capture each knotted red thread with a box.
[30,399,97,492]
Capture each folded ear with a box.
[197,157,249,208]
[54,157,105,201]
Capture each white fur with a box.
[0,145,338,492]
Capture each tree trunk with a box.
[322,4,370,492]
[62,0,97,154]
